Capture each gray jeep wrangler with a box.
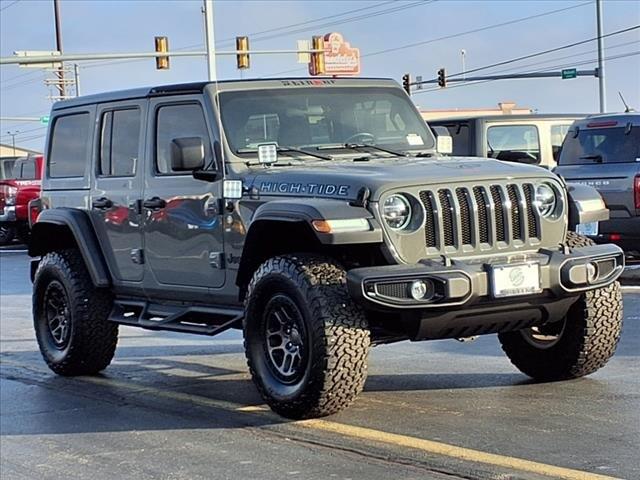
[29,78,624,419]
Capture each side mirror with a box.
[431,126,453,155]
[170,137,206,171]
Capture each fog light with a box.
[587,262,598,283]
[410,279,434,300]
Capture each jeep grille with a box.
[418,182,540,252]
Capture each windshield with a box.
[559,126,640,165]
[219,87,435,158]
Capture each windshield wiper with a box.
[579,154,603,163]
[236,145,332,161]
[317,143,407,157]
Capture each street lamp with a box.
[6,130,19,156]
[460,49,467,80]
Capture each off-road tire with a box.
[0,223,16,246]
[498,232,623,381]
[33,249,118,376]
[244,255,370,419]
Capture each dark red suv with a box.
[0,155,43,245]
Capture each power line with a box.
[443,24,640,81]
[80,1,429,71]
[413,50,640,95]
[263,1,594,78]
[0,0,21,12]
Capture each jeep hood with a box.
[243,156,557,201]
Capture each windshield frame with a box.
[217,86,436,164]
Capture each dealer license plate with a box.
[491,263,542,298]
[576,222,599,236]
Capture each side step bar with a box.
[109,300,244,337]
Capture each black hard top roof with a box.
[429,113,587,123]
[51,77,398,110]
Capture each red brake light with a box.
[586,121,618,128]
[635,175,640,210]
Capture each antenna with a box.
[618,91,634,113]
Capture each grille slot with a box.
[419,191,437,248]
[507,184,522,240]
[438,190,455,247]
[489,186,506,242]
[456,188,472,245]
[523,184,539,238]
[473,187,489,244]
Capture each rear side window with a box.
[100,109,141,177]
[156,103,211,174]
[487,125,540,164]
[559,126,640,165]
[17,160,36,179]
[48,113,91,178]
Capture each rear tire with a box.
[498,232,623,381]
[244,255,370,419]
[33,249,119,376]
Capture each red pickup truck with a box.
[0,155,43,245]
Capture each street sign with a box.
[40,116,50,125]
[313,32,360,76]
[15,50,62,69]
[562,68,577,79]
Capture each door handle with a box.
[92,197,113,210]
[143,197,166,210]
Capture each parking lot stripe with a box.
[0,359,621,480]
[297,419,618,480]
[65,372,619,480]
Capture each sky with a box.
[1,0,639,152]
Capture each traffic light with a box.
[154,36,169,70]
[402,73,411,95]
[437,68,446,88]
[309,35,325,76]
[236,36,250,69]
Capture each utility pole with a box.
[73,63,80,96]
[596,0,606,113]
[202,0,217,81]
[53,0,65,98]
[6,131,19,156]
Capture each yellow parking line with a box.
[296,419,619,480]
[0,360,619,480]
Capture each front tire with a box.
[33,249,119,376]
[244,255,370,419]
[498,232,623,381]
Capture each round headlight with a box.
[535,183,557,217]
[383,194,412,230]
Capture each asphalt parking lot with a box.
[1,247,638,480]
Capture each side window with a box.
[487,125,540,164]
[156,103,211,174]
[19,160,36,179]
[99,108,141,176]
[48,113,91,178]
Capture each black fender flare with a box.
[29,208,111,287]
[249,199,382,245]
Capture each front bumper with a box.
[0,205,16,222]
[347,243,625,310]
